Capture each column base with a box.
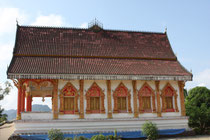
[79,113,84,119]
[16,114,21,120]
[53,113,58,119]
[134,112,139,118]
[107,113,112,119]
[157,112,162,117]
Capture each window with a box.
[165,96,173,109]
[117,97,127,112]
[138,83,156,113]
[90,97,100,111]
[64,97,74,111]
[142,97,151,111]
[161,83,179,112]
[85,82,105,114]
[113,82,132,113]
[59,82,79,114]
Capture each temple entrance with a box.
[31,97,52,112]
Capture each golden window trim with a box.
[59,82,79,115]
[113,82,132,113]
[85,82,105,114]
[138,82,156,113]
[161,83,179,112]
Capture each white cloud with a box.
[193,69,210,89]
[80,22,88,28]
[0,42,13,62]
[0,8,26,36]
[31,14,65,27]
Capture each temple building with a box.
[7,21,192,136]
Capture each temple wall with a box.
[56,80,182,119]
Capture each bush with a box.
[91,134,106,140]
[142,121,158,140]
[185,87,210,134]
[64,138,72,140]
[48,129,64,140]
[73,136,88,140]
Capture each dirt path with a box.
[0,123,15,140]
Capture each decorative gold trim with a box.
[161,82,179,112]
[178,81,186,116]
[113,82,132,113]
[155,81,161,117]
[59,82,79,114]
[53,80,58,119]
[85,82,105,114]
[107,80,112,119]
[79,80,84,119]
[132,80,138,118]
[138,82,156,113]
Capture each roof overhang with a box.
[8,73,192,81]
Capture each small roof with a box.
[7,25,192,81]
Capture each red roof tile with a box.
[8,57,191,76]
[14,26,176,59]
[7,25,192,80]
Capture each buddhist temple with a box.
[7,21,192,138]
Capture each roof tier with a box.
[7,25,192,81]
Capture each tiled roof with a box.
[7,25,192,80]
[14,26,176,59]
[8,57,191,76]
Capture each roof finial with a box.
[16,18,19,26]
[88,18,103,32]
[165,27,167,33]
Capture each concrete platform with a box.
[14,116,189,134]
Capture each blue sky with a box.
[0,0,210,109]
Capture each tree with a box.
[0,81,12,122]
[184,88,188,98]
[185,86,210,134]
[142,121,158,140]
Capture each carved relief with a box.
[85,82,105,114]
[138,82,156,113]
[132,80,138,118]
[161,83,179,112]
[107,80,112,118]
[79,80,84,119]
[53,80,58,119]
[59,82,79,114]
[155,81,162,117]
[113,82,132,113]
[178,81,186,116]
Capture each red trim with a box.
[64,110,75,114]
[17,86,22,117]
[90,110,100,113]
[166,109,175,112]
[142,109,152,113]
[118,110,127,113]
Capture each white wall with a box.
[56,80,182,119]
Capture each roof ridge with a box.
[14,54,177,61]
[18,25,165,34]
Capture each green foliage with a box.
[184,88,188,98]
[106,129,120,140]
[185,86,210,134]
[64,138,72,140]
[73,136,88,140]
[48,129,64,140]
[142,121,158,140]
[0,81,12,123]
[90,134,106,140]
